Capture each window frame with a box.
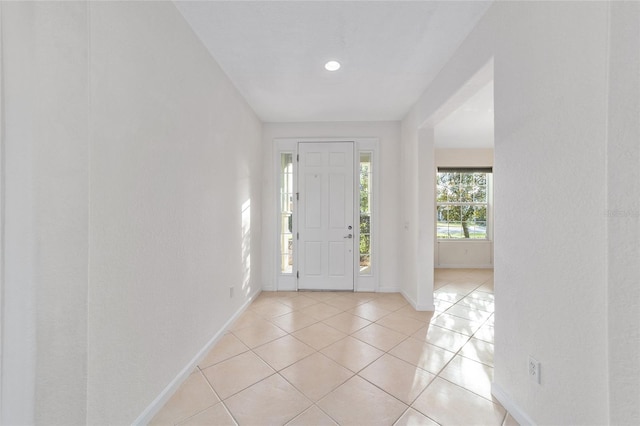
[274,140,298,292]
[358,151,373,277]
[278,152,295,275]
[355,140,378,292]
[436,168,492,241]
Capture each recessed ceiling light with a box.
[324,60,341,71]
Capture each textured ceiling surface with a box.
[175,1,493,123]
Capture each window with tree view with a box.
[437,169,490,239]
[359,153,372,274]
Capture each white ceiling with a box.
[175,1,493,122]
[435,81,494,148]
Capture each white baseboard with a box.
[401,290,435,312]
[133,287,262,425]
[491,381,536,426]
[414,302,435,311]
[378,286,400,293]
[436,264,493,269]
[400,289,417,307]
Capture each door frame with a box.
[273,137,379,293]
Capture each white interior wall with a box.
[1,2,89,423]
[492,3,608,422]
[2,1,637,424]
[400,1,638,424]
[415,128,436,310]
[261,122,401,293]
[1,2,263,424]
[435,149,494,268]
[399,114,433,309]
[1,3,39,421]
[606,2,640,423]
[88,2,263,423]
[435,148,493,167]
[398,28,494,314]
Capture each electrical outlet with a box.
[229,286,234,298]
[528,356,541,384]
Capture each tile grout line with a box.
[170,368,232,426]
[164,272,503,425]
[254,316,349,426]
[418,282,502,408]
[231,308,351,424]
[249,296,423,424]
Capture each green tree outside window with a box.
[437,172,488,239]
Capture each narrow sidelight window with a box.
[280,153,294,273]
[359,152,372,274]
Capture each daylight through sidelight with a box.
[359,152,372,274]
[280,153,294,273]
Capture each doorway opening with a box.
[433,81,494,270]
[427,66,494,310]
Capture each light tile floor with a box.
[151,269,519,426]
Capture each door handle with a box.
[344,234,353,239]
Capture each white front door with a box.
[297,142,354,290]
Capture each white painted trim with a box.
[355,140,379,293]
[133,288,262,425]
[401,290,417,308]
[437,264,493,269]
[435,239,493,242]
[273,140,298,291]
[491,382,536,426]
[415,303,436,311]
[378,286,401,293]
[401,289,435,312]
